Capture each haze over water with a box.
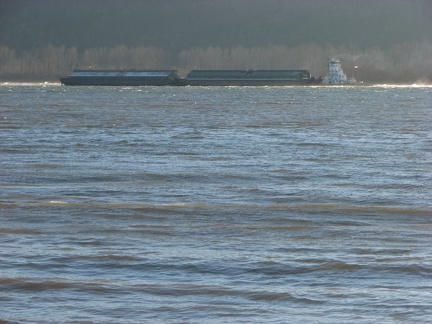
[1,84,431,323]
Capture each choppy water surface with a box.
[1,84,431,323]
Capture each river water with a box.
[1,84,431,323]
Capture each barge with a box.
[59,70,182,86]
[184,69,320,86]
[60,68,322,86]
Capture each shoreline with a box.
[1,82,431,88]
[2,77,431,87]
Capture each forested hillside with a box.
[1,0,431,82]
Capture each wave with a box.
[369,83,432,88]
[3,199,430,217]
[0,82,60,86]
[0,277,119,293]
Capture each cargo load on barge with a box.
[60,69,322,86]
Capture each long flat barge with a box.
[184,69,320,86]
[60,69,322,86]
[59,70,182,86]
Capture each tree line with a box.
[1,42,431,83]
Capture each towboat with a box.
[322,58,356,85]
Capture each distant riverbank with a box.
[1,43,432,85]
